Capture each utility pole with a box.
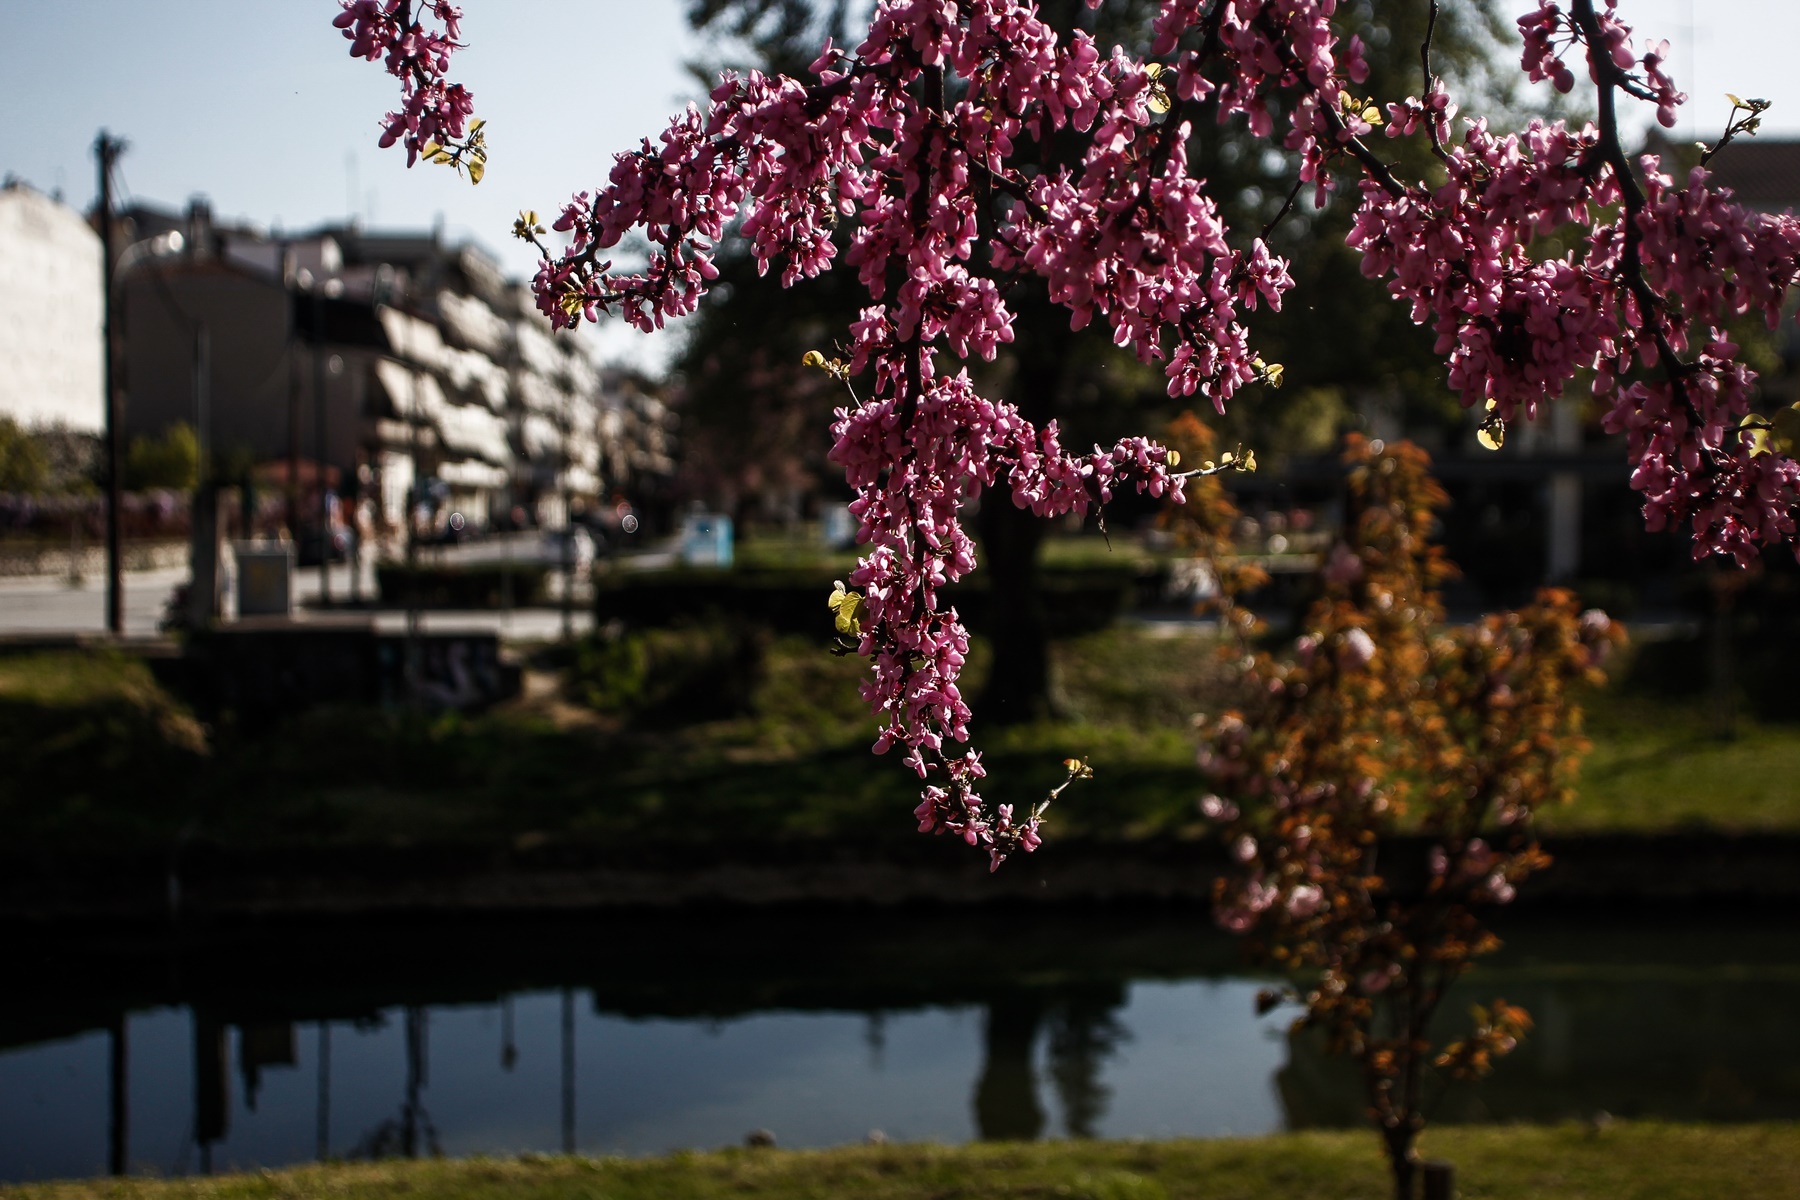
[283,247,301,539]
[95,130,125,637]
[186,322,217,630]
[313,289,332,607]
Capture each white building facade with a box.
[0,183,103,431]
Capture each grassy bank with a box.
[7,1123,1798,1200]
[3,625,1798,854]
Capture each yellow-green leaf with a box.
[467,155,485,184]
[1477,419,1505,451]
[1144,64,1171,114]
[828,583,865,637]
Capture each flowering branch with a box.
[338,0,1800,863]
[334,0,483,176]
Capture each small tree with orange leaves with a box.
[1188,434,1623,1200]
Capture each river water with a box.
[4,904,1797,1181]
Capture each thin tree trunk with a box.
[1383,1124,1418,1200]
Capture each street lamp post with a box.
[95,124,185,638]
[95,131,125,636]
[313,287,332,608]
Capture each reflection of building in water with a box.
[192,1012,228,1174]
[973,984,1131,1141]
[238,1022,296,1112]
[13,908,1799,1180]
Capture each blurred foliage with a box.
[123,422,198,491]
[1193,435,1624,1191]
[0,416,49,494]
[569,620,767,724]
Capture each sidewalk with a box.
[0,567,186,639]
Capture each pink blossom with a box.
[1199,793,1239,822]
[334,1,472,166]
[1286,884,1324,918]
[339,0,1800,863]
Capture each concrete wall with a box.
[0,186,103,431]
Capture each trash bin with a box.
[234,541,294,617]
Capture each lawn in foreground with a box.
[5,1123,1796,1200]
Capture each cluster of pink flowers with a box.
[333,0,473,166]
[514,1,1262,861]
[832,366,1183,867]
[339,0,1800,856]
[1347,0,1800,562]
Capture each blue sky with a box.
[3,2,711,367]
[4,0,1797,369]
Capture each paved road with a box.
[0,558,592,642]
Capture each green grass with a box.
[5,624,1800,854]
[727,531,1170,574]
[6,1124,1798,1200]
[0,650,208,846]
[1548,685,1800,833]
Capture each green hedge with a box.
[594,565,1147,638]
[375,561,550,609]
[569,621,766,724]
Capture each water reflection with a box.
[973,984,1131,1141]
[1278,968,1800,1128]
[0,905,1795,1182]
[345,1008,439,1161]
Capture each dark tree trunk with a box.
[974,311,1068,725]
[975,485,1052,724]
[1383,1124,1419,1200]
